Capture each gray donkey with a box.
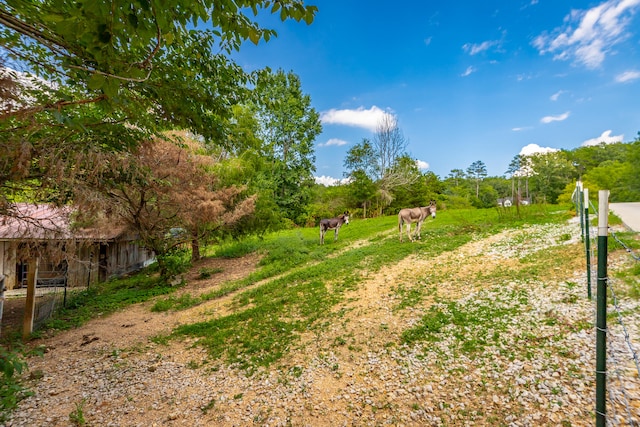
[398,200,437,242]
[320,212,349,244]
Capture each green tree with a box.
[0,0,317,209]
[344,138,377,179]
[342,120,418,215]
[505,155,524,201]
[213,105,287,236]
[582,160,639,202]
[442,169,472,208]
[309,183,351,224]
[385,155,427,213]
[527,152,575,204]
[343,139,378,217]
[625,134,640,198]
[466,160,487,198]
[251,69,321,225]
[423,171,444,199]
[483,177,509,206]
[447,169,466,187]
[564,142,630,174]
[477,184,499,208]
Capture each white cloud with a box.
[315,175,351,186]
[581,130,624,146]
[416,160,430,170]
[463,40,499,55]
[319,138,348,147]
[424,37,432,46]
[315,175,340,186]
[519,143,559,156]
[320,106,394,132]
[512,126,532,132]
[615,70,640,82]
[532,0,640,69]
[521,0,539,10]
[540,111,570,123]
[550,90,566,101]
[1,66,56,113]
[461,66,476,77]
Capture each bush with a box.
[156,248,191,280]
[0,346,30,422]
[213,240,257,259]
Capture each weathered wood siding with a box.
[0,240,153,290]
[102,240,153,279]
[0,242,17,289]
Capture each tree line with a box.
[316,122,640,217]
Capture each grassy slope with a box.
[161,205,592,372]
[8,204,640,424]
[35,204,640,374]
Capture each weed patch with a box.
[0,345,32,422]
[198,267,223,279]
[68,399,87,426]
[151,293,200,312]
[402,288,527,355]
[44,272,172,331]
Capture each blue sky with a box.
[232,0,640,184]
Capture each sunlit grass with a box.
[167,204,577,372]
[35,204,591,375]
[44,270,174,331]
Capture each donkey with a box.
[398,200,437,242]
[320,211,350,244]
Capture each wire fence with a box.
[0,262,92,337]
[574,185,640,425]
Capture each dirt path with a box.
[39,252,264,351]
[5,221,639,426]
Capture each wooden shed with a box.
[0,203,154,290]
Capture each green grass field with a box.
[33,204,640,373]
[4,204,640,423]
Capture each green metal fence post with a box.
[578,181,585,241]
[584,188,591,299]
[595,189,609,427]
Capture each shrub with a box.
[0,346,30,422]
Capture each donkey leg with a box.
[334,228,339,241]
[320,228,325,245]
[415,221,423,240]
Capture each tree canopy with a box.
[0,0,317,209]
[251,68,321,225]
[84,132,256,276]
